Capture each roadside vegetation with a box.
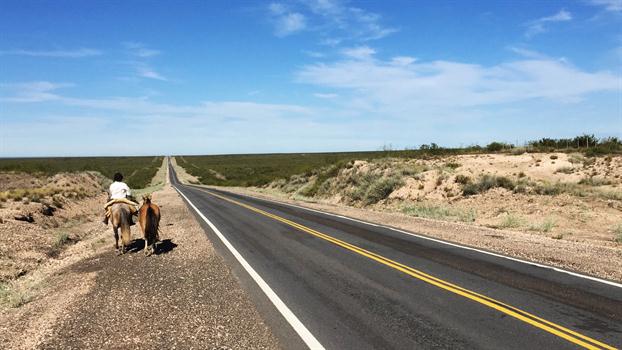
[175,136,621,244]
[0,156,164,189]
[0,157,168,304]
[177,134,621,187]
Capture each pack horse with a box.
[139,194,161,256]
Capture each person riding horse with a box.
[103,172,138,225]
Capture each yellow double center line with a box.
[205,190,616,350]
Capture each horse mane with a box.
[142,194,152,204]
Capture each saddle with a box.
[104,198,139,217]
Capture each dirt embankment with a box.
[1,168,279,349]
[0,171,108,283]
[189,153,622,282]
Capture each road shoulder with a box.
[1,184,280,349]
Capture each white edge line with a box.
[174,186,325,350]
[203,187,622,289]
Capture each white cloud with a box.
[589,0,622,12]
[297,52,620,112]
[525,9,572,38]
[0,81,72,102]
[122,42,161,57]
[303,50,326,58]
[310,0,397,42]
[507,46,548,59]
[274,12,307,37]
[391,56,416,66]
[0,48,102,58]
[137,67,167,81]
[269,2,287,15]
[268,0,396,42]
[342,46,376,60]
[313,92,338,99]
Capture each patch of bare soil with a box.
[0,172,108,282]
[0,183,279,349]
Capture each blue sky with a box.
[1,0,621,156]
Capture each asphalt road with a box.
[170,163,622,350]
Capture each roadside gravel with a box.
[2,184,279,349]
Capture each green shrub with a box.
[0,282,31,308]
[486,142,512,152]
[533,183,562,196]
[299,162,346,197]
[363,176,404,205]
[454,174,471,185]
[578,177,613,186]
[463,175,515,196]
[53,232,70,249]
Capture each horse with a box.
[110,203,133,254]
[139,194,161,256]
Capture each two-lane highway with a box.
[170,163,622,349]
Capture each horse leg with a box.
[144,234,150,256]
[113,227,119,251]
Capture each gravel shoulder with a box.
[1,184,279,349]
[208,185,622,283]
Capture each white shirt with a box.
[109,181,131,199]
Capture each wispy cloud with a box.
[525,9,572,38]
[122,42,161,57]
[120,42,166,81]
[137,66,168,81]
[313,92,338,99]
[390,56,417,66]
[269,3,307,37]
[0,48,102,58]
[297,47,620,112]
[267,0,396,43]
[302,50,326,58]
[0,81,72,102]
[507,46,550,59]
[341,46,376,60]
[588,0,622,12]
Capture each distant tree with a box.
[486,142,506,152]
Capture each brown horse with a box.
[139,194,161,256]
[111,203,132,254]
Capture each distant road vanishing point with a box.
[170,160,621,349]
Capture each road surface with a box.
[170,162,621,349]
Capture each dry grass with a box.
[497,214,525,229]
[0,281,35,308]
[614,224,622,243]
[529,218,556,233]
[402,204,476,222]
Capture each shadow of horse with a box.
[127,239,177,255]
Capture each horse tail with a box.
[119,206,132,247]
[146,206,160,242]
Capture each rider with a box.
[103,172,138,225]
